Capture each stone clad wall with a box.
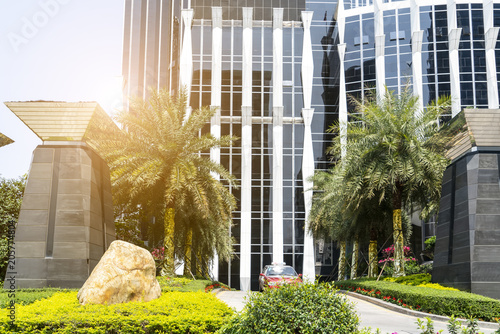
[12,143,115,288]
[433,152,500,299]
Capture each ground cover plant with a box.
[0,290,233,333]
[156,276,212,292]
[218,283,360,334]
[0,288,75,308]
[335,277,500,321]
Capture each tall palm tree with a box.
[88,89,237,275]
[328,86,453,277]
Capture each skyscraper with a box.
[123,0,339,291]
[123,0,500,291]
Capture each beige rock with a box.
[77,240,161,305]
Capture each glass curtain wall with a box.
[420,5,450,108]
[189,1,337,289]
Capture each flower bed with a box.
[205,282,231,293]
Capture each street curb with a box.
[340,290,500,330]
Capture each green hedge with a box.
[156,276,212,292]
[335,279,500,322]
[0,288,74,308]
[219,283,360,334]
[0,291,233,333]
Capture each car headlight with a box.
[267,281,278,286]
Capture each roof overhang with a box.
[4,101,117,144]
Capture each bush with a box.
[0,288,74,308]
[335,278,500,321]
[0,291,233,333]
[382,273,432,285]
[156,276,212,292]
[218,283,359,334]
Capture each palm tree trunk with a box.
[183,228,193,276]
[163,207,176,275]
[368,227,378,278]
[338,241,347,281]
[392,183,405,277]
[350,237,359,279]
[368,240,378,278]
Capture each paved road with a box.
[215,291,499,334]
[344,294,497,334]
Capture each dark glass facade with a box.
[335,0,500,114]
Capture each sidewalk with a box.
[215,290,500,334]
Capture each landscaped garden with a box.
[335,274,500,322]
[0,277,233,334]
[1,275,498,334]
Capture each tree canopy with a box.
[311,86,454,277]
[88,89,237,275]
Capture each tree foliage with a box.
[310,86,455,277]
[87,89,237,275]
[0,175,26,280]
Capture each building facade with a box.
[123,0,500,291]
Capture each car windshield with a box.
[266,266,297,276]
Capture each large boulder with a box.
[77,240,161,305]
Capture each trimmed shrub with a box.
[0,288,74,308]
[335,279,500,321]
[156,276,212,292]
[382,273,432,285]
[218,283,359,334]
[0,291,233,333]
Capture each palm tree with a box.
[310,163,390,279]
[328,86,453,277]
[88,89,237,275]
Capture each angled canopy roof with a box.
[4,101,116,142]
[446,109,500,161]
[0,132,14,148]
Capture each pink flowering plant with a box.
[151,246,165,260]
[379,245,418,276]
[379,245,416,264]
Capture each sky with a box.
[0,0,125,179]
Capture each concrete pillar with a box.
[301,10,316,283]
[374,0,386,100]
[484,0,500,109]
[447,0,462,116]
[12,143,115,288]
[180,9,194,119]
[410,0,424,114]
[240,7,253,292]
[209,6,223,281]
[272,8,284,264]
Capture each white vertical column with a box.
[448,28,462,117]
[272,8,284,265]
[124,0,144,108]
[374,0,386,99]
[144,0,160,99]
[410,0,424,115]
[180,9,194,119]
[240,7,253,292]
[338,44,348,157]
[484,0,500,109]
[336,2,348,155]
[210,7,223,281]
[447,0,462,117]
[301,11,315,283]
